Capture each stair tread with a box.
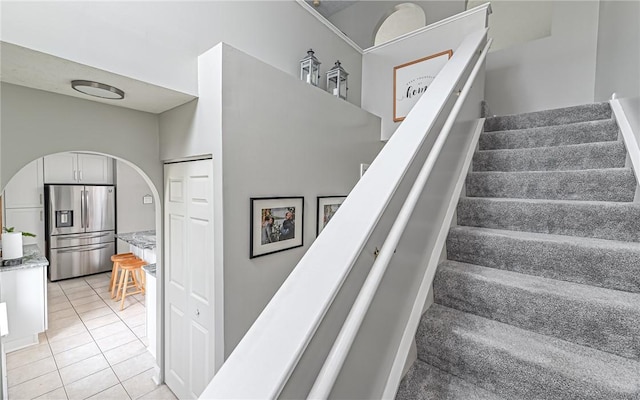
[476,139,622,154]
[435,260,640,360]
[418,304,640,399]
[466,168,636,202]
[457,196,640,242]
[449,225,640,250]
[480,120,619,150]
[484,102,611,132]
[473,140,626,172]
[396,360,505,400]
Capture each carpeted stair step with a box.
[417,304,640,400]
[433,261,640,360]
[465,168,636,201]
[396,360,505,400]
[446,226,640,293]
[472,141,627,172]
[484,102,611,132]
[479,119,619,150]
[457,197,640,242]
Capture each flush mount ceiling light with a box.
[71,80,125,100]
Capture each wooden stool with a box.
[116,258,147,310]
[110,253,138,299]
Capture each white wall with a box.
[361,5,490,140]
[1,1,363,106]
[594,0,640,101]
[484,1,600,116]
[159,43,384,357]
[116,161,156,253]
[328,1,466,50]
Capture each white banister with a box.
[308,37,493,399]
[201,26,490,400]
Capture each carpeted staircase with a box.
[396,102,640,399]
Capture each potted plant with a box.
[1,227,36,260]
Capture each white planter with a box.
[2,232,24,260]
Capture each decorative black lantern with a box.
[300,49,321,87]
[327,60,348,100]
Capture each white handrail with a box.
[308,37,493,399]
[610,97,640,186]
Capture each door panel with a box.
[164,160,215,399]
[84,186,115,232]
[49,242,114,281]
[47,185,84,235]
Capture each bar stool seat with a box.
[110,253,138,299]
[116,258,147,311]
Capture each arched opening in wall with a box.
[1,151,162,382]
[374,3,426,46]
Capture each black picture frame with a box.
[250,196,304,259]
[316,195,347,236]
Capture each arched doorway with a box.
[374,3,426,46]
[1,151,166,398]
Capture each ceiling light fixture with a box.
[313,0,320,6]
[71,80,125,100]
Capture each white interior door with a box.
[164,159,215,399]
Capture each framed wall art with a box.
[250,196,304,258]
[393,49,453,122]
[316,195,347,236]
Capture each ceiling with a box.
[0,41,196,114]
[305,0,358,18]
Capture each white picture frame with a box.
[250,196,304,258]
[316,196,347,236]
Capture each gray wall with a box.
[116,160,156,253]
[0,83,162,195]
[484,1,600,115]
[361,5,489,140]
[327,1,466,49]
[594,0,640,101]
[159,43,384,357]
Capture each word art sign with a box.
[393,50,453,122]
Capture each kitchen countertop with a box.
[142,263,156,278]
[115,230,156,249]
[0,244,49,272]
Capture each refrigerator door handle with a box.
[84,190,90,229]
[55,245,111,254]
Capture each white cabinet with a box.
[2,159,43,209]
[0,266,47,353]
[4,209,45,253]
[44,153,114,184]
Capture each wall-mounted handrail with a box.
[201,27,489,400]
[308,37,493,399]
[610,97,640,186]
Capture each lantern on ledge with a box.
[327,60,348,100]
[300,49,321,86]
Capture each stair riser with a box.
[434,263,640,360]
[446,227,640,293]
[466,170,636,202]
[417,305,640,400]
[457,198,640,242]
[473,142,626,172]
[480,120,619,150]
[484,102,612,132]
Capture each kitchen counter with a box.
[0,244,49,272]
[115,230,156,249]
[142,263,156,278]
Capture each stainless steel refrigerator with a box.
[45,185,116,281]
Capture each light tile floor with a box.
[6,272,177,400]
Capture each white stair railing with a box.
[201,28,490,400]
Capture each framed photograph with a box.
[250,197,304,258]
[393,49,453,122]
[317,196,347,236]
